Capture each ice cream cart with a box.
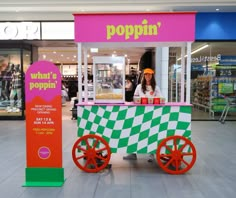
[72,12,197,174]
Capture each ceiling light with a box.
[90,48,98,53]
[53,51,57,54]
[43,55,46,59]
[216,8,220,11]
[177,44,209,61]
[191,44,209,55]
[61,54,64,57]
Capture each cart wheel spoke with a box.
[96,154,106,161]
[84,158,92,168]
[182,152,194,156]
[174,138,178,151]
[96,147,107,153]
[156,135,197,174]
[92,139,99,149]
[160,154,172,158]
[72,134,111,173]
[160,153,172,162]
[76,154,87,160]
[164,157,174,168]
[76,145,87,153]
[164,145,173,154]
[179,142,188,152]
[91,158,98,169]
[174,160,180,171]
[181,157,190,167]
[85,139,91,150]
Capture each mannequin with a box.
[2,63,14,101]
[4,64,15,100]
[8,64,22,112]
[0,57,8,101]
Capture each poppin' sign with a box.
[106,19,162,40]
[74,12,196,42]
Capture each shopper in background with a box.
[125,76,134,102]
[123,68,163,162]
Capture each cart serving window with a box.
[72,12,197,174]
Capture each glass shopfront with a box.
[168,41,236,121]
[0,44,31,120]
[190,42,236,121]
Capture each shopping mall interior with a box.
[36,41,236,121]
[38,41,236,119]
[1,40,236,120]
[0,2,236,198]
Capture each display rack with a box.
[192,75,211,114]
[192,75,236,117]
[210,76,236,117]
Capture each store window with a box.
[0,47,31,119]
[168,42,236,121]
[190,42,236,120]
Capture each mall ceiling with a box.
[1,1,236,17]
[1,1,236,65]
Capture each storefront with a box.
[0,42,32,120]
[190,13,236,121]
[0,21,74,120]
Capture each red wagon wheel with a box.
[72,134,111,173]
[156,135,196,174]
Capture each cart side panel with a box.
[77,105,192,154]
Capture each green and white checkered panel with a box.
[77,105,191,154]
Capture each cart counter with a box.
[76,102,192,154]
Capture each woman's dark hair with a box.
[126,76,132,82]
[141,74,156,94]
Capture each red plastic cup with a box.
[153,97,160,104]
[141,97,148,104]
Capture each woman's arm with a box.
[134,84,142,96]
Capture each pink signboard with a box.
[74,12,196,42]
[25,60,62,168]
[24,60,64,186]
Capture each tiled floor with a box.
[0,102,236,198]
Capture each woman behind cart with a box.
[123,68,163,162]
[134,68,162,98]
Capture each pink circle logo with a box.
[38,146,51,159]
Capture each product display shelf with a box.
[210,76,236,117]
[209,80,221,117]
[192,76,211,114]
